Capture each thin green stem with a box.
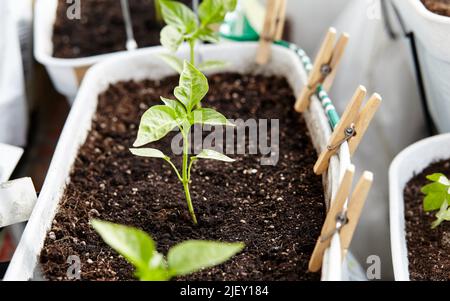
[188,157,197,181]
[189,40,195,65]
[182,130,197,224]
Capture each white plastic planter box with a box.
[391,0,450,133]
[389,133,450,281]
[5,42,351,281]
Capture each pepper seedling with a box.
[158,0,237,72]
[91,219,244,281]
[130,61,235,224]
[421,173,450,228]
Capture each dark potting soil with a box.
[404,159,450,281]
[52,0,192,58]
[421,0,450,17]
[39,73,325,281]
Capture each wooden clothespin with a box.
[308,165,373,272]
[314,86,382,175]
[295,28,349,112]
[255,0,287,65]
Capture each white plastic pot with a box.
[389,133,450,281]
[391,0,450,133]
[35,0,137,103]
[5,42,351,281]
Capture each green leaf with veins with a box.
[160,25,184,52]
[198,0,237,26]
[196,149,235,162]
[192,108,234,126]
[129,148,167,159]
[196,27,220,43]
[167,240,244,276]
[91,220,169,281]
[158,53,184,73]
[159,0,198,33]
[160,97,187,118]
[422,173,450,228]
[133,105,179,147]
[174,61,208,112]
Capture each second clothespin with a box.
[308,164,373,272]
[295,27,349,112]
[255,0,287,65]
[314,86,382,175]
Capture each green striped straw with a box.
[275,40,340,129]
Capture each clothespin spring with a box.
[326,124,356,151]
[319,211,349,243]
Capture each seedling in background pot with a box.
[91,220,244,281]
[158,0,237,72]
[421,173,450,228]
[130,61,235,224]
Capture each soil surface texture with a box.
[421,0,450,16]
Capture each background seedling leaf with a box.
[199,0,237,26]
[130,148,167,159]
[159,0,197,33]
[167,240,244,276]
[160,25,184,52]
[193,108,234,126]
[134,105,178,147]
[158,53,184,73]
[198,60,229,71]
[174,61,208,112]
[196,27,220,43]
[197,149,235,162]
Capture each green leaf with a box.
[159,0,198,33]
[91,220,169,281]
[423,192,448,211]
[160,25,184,52]
[196,27,220,43]
[174,61,209,112]
[160,97,187,118]
[197,149,235,162]
[426,173,450,185]
[193,108,234,126]
[167,240,244,276]
[198,60,229,71]
[130,148,167,159]
[432,201,450,229]
[198,0,237,26]
[158,53,184,73]
[134,105,179,147]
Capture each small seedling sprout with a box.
[130,61,235,224]
[157,0,237,72]
[92,219,244,280]
[421,173,450,228]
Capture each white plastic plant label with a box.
[0,178,37,228]
[0,143,24,183]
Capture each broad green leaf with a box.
[160,25,184,52]
[426,173,450,185]
[158,53,184,73]
[160,97,187,118]
[134,105,178,147]
[193,108,234,126]
[198,60,228,71]
[421,182,449,195]
[196,27,220,43]
[197,149,235,162]
[174,61,209,112]
[423,192,448,211]
[199,0,237,26]
[91,220,155,272]
[130,148,167,159]
[167,240,244,276]
[159,0,198,33]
